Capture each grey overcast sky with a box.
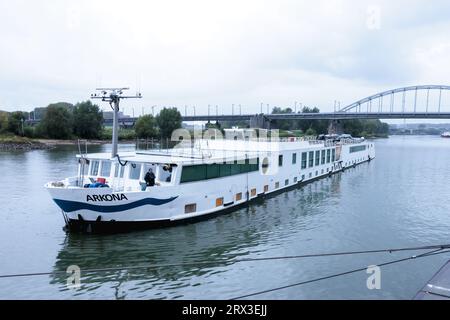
[1,0,450,116]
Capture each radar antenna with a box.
[91,88,142,158]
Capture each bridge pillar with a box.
[250,114,271,129]
[328,120,344,135]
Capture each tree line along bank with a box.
[0,103,389,141]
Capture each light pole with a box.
[294,101,297,113]
[260,102,263,114]
[216,105,219,116]
[192,105,196,117]
[232,104,235,116]
[239,104,242,115]
[151,105,156,116]
[91,88,142,158]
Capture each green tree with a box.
[271,107,294,130]
[0,111,9,133]
[31,107,48,120]
[7,111,28,135]
[305,128,317,136]
[72,101,103,139]
[135,114,158,138]
[37,104,73,139]
[296,106,328,134]
[156,107,182,139]
[341,119,389,137]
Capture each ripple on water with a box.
[1,138,450,299]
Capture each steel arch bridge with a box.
[338,85,450,114]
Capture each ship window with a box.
[207,164,220,179]
[216,197,224,207]
[261,158,269,174]
[185,204,197,214]
[302,174,305,180]
[236,193,242,201]
[240,159,251,173]
[180,165,207,183]
[285,179,289,186]
[275,182,280,189]
[292,153,297,165]
[251,158,260,171]
[230,161,241,175]
[220,163,232,177]
[129,163,142,180]
[294,177,298,183]
[301,152,307,169]
[278,155,283,167]
[251,189,257,197]
[264,185,269,192]
[315,151,320,166]
[350,145,367,153]
[100,161,112,177]
[308,151,314,167]
[180,160,259,183]
[114,163,125,178]
[90,161,99,176]
[321,150,326,164]
[332,149,336,162]
[326,149,331,163]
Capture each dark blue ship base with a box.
[65,157,373,234]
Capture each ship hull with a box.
[61,158,374,234]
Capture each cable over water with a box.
[230,248,450,300]
[0,244,449,279]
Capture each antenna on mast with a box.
[91,87,142,158]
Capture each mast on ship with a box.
[91,88,142,158]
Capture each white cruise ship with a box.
[45,131,375,233]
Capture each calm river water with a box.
[0,136,449,299]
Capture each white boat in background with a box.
[45,89,376,233]
[441,132,450,138]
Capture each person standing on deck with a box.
[144,168,156,187]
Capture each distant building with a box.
[102,111,130,120]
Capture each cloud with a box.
[0,0,449,115]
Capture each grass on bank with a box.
[0,133,36,144]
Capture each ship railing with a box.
[308,138,366,147]
[135,138,214,159]
[77,139,88,187]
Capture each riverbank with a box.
[0,136,109,151]
[0,135,138,151]
[0,136,53,151]
[35,139,108,146]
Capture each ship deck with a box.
[414,260,450,300]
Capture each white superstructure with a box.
[45,134,375,233]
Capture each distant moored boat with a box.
[441,132,450,138]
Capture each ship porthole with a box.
[261,157,269,174]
